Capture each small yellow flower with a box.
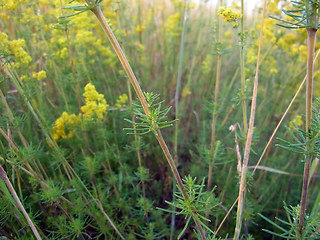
[224,31,232,39]
[314,70,320,96]
[115,94,128,109]
[268,1,281,15]
[52,112,80,141]
[32,70,47,81]
[289,115,303,130]
[0,32,32,68]
[182,86,191,98]
[2,0,18,10]
[189,2,195,9]
[59,47,68,59]
[270,68,278,74]
[135,23,146,34]
[164,13,181,36]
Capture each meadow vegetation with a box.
[0,0,320,239]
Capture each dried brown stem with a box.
[234,0,267,238]
[0,165,42,240]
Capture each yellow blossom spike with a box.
[81,83,108,119]
[115,94,128,109]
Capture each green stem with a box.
[91,4,207,240]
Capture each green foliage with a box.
[259,203,320,239]
[158,176,220,239]
[60,0,104,19]
[277,99,320,160]
[124,92,177,136]
[233,78,252,105]
[1,0,320,238]
[135,166,150,182]
[271,0,320,29]
[40,181,63,204]
[136,222,166,240]
[212,22,229,56]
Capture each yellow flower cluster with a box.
[135,24,146,34]
[314,70,320,97]
[245,11,280,76]
[277,32,307,61]
[171,0,195,9]
[289,115,303,130]
[0,32,32,68]
[278,33,296,52]
[261,19,277,44]
[0,0,26,11]
[218,6,242,28]
[81,83,109,119]
[164,13,181,36]
[268,0,281,15]
[32,70,47,81]
[52,112,80,141]
[182,86,191,97]
[115,94,128,109]
[46,1,118,66]
[52,83,108,141]
[76,30,96,46]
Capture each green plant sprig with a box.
[59,0,103,19]
[124,92,177,136]
[259,203,320,239]
[158,176,219,239]
[277,99,320,160]
[270,0,320,30]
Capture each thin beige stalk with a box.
[90,5,207,240]
[234,0,267,238]
[0,165,42,240]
